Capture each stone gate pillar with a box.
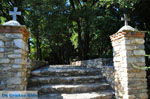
[110,25,148,99]
[0,21,29,90]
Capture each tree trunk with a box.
[83,19,90,60]
[28,38,31,54]
[83,31,90,59]
[35,32,42,60]
[77,20,83,60]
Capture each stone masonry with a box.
[71,58,115,89]
[28,64,114,99]
[110,30,148,99]
[0,22,29,90]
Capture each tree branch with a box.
[69,0,76,10]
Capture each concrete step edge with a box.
[38,91,114,99]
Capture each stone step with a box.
[31,67,101,77]
[28,75,105,87]
[28,83,111,94]
[38,91,114,99]
[37,65,87,70]
[48,65,87,68]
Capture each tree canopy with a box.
[0,0,150,64]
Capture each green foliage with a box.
[1,0,148,64]
[0,17,6,24]
[70,32,78,49]
[23,0,129,62]
[115,0,140,8]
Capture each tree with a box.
[0,0,25,24]
[23,0,128,63]
[1,0,147,64]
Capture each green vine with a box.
[131,55,150,70]
[131,64,150,70]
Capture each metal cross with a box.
[121,14,130,26]
[9,7,21,21]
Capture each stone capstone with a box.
[3,20,21,26]
[118,25,137,33]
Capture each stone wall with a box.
[27,60,48,78]
[110,31,148,99]
[71,58,115,89]
[101,66,115,89]
[71,58,113,68]
[0,25,29,90]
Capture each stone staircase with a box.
[28,65,114,99]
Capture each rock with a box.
[14,39,25,49]
[14,59,26,64]
[7,78,21,84]
[0,53,4,57]
[12,65,22,69]
[5,33,23,39]
[8,54,22,58]
[0,48,4,52]
[0,41,4,47]
[0,59,10,63]
[133,50,145,56]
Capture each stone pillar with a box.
[0,24,29,90]
[110,31,148,99]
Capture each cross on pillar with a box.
[121,14,130,26]
[9,7,21,21]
